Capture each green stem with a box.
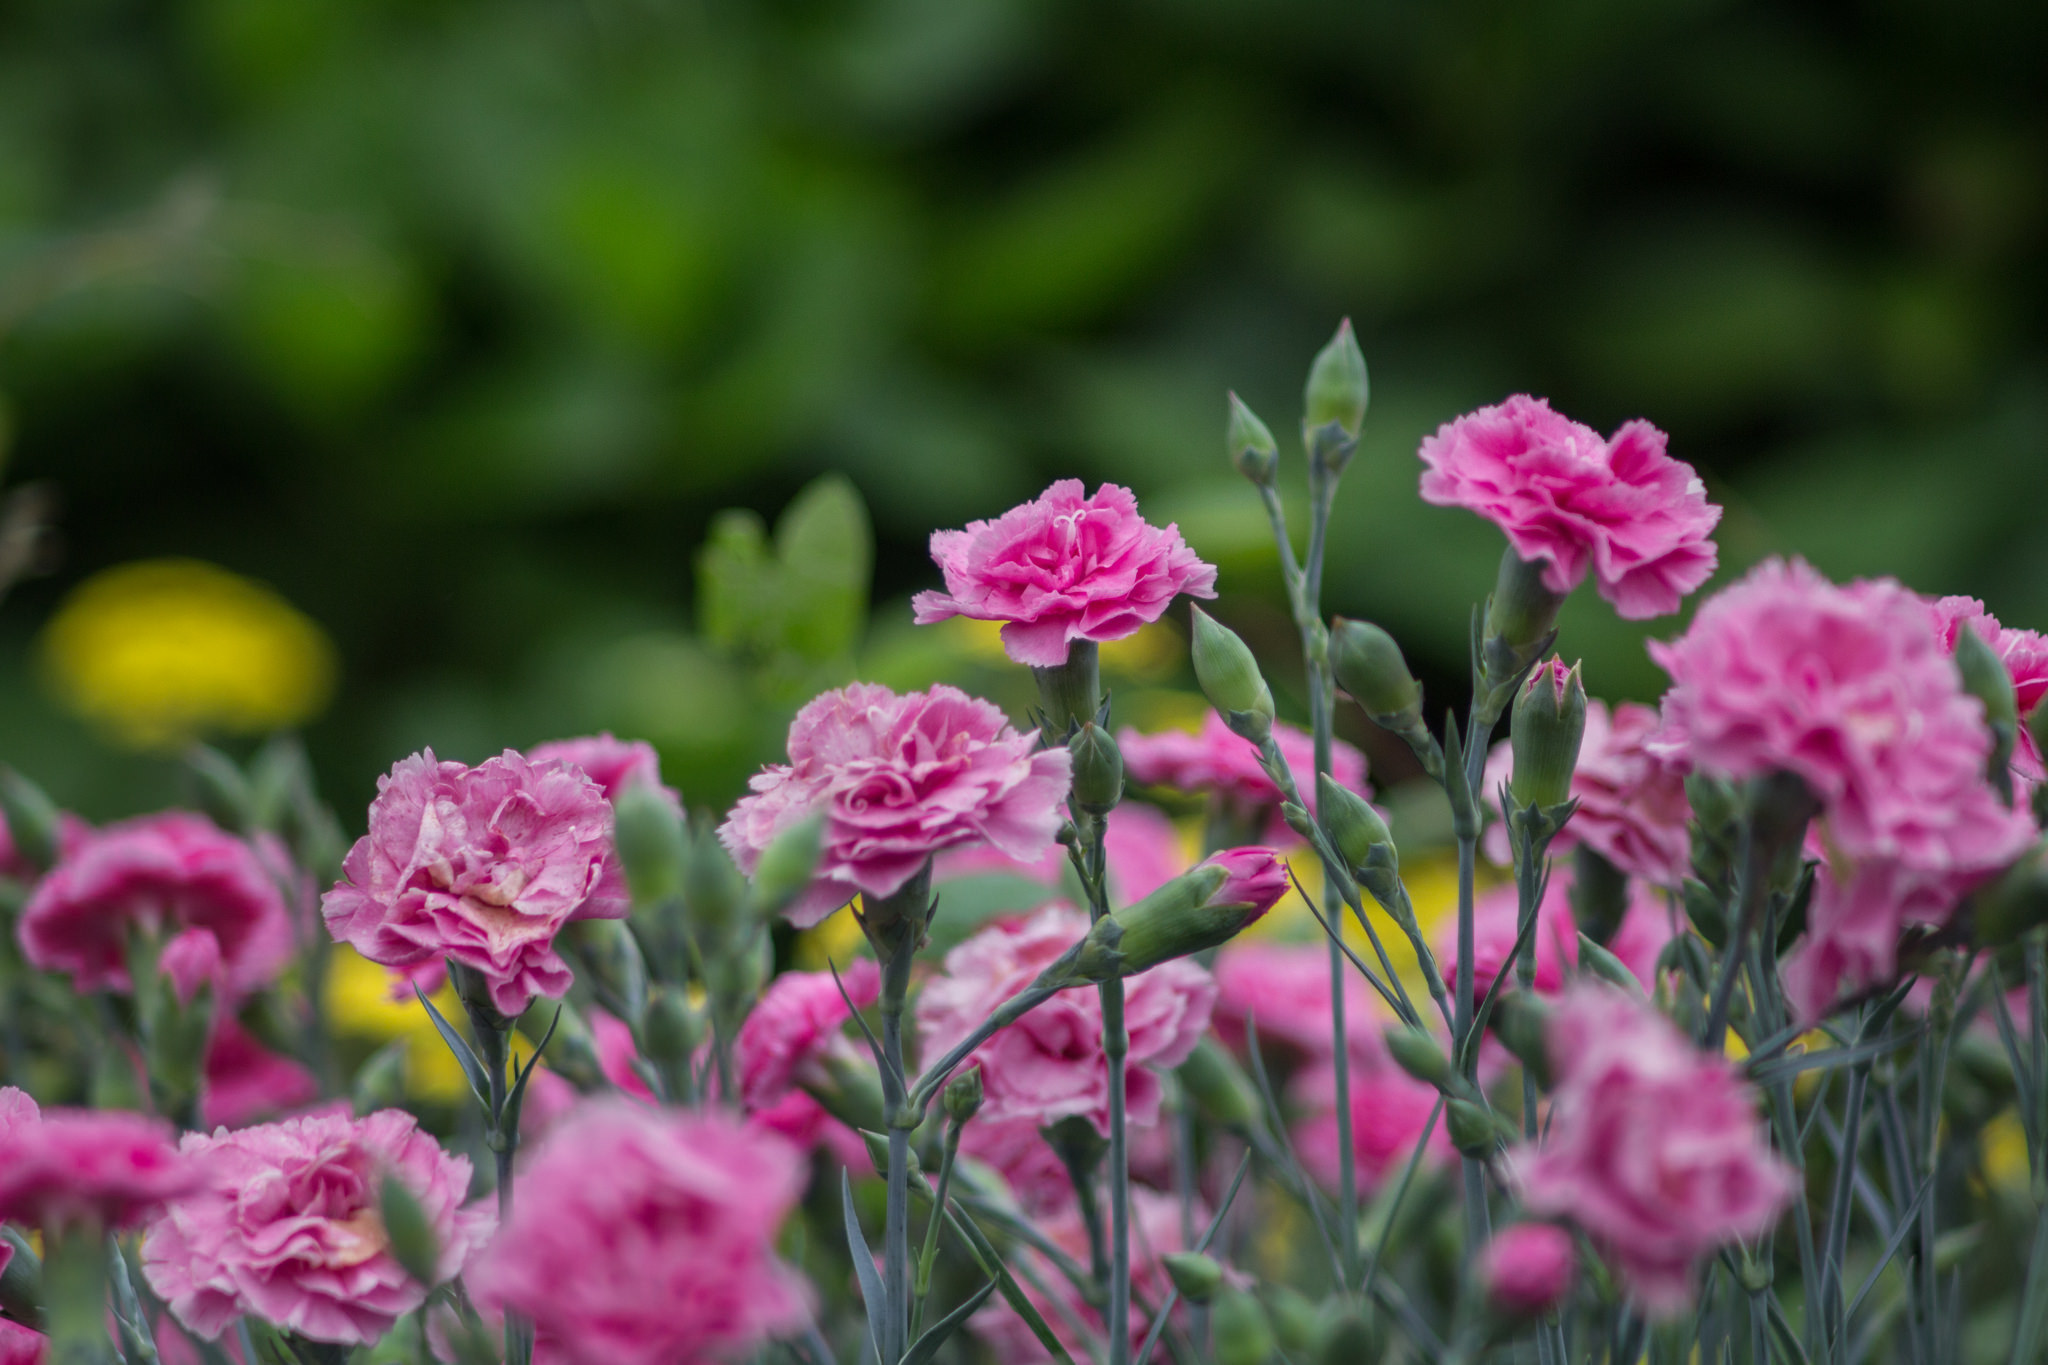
[910,1120,964,1340]
[41,1228,109,1365]
[878,910,921,1365]
[1102,975,1132,1365]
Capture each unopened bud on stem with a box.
[1509,659,1586,811]
[1077,849,1288,979]
[943,1065,984,1124]
[1226,393,1279,487]
[613,785,688,908]
[1189,607,1275,743]
[1303,319,1368,474]
[1330,618,1423,729]
[1069,723,1124,817]
[1163,1252,1225,1305]
[1481,550,1569,695]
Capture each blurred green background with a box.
[1,0,2044,823]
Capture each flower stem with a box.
[1102,974,1132,1365]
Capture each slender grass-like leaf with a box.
[840,1171,886,1363]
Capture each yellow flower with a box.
[795,902,871,972]
[40,558,335,750]
[325,946,470,1101]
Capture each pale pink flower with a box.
[143,1109,489,1346]
[721,683,1071,927]
[322,750,628,1018]
[956,1115,1080,1215]
[17,813,295,1000]
[735,961,880,1110]
[1482,1223,1577,1315]
[913,480,1218,666]
[1508,985,1795,1316]
[199,1018,320,1130]
[528,733,681,810]
[1483,700,1691,885]
[917,903,1215,1136]
[1292,1063,1450,1192]
[467,1102,811,1365]
[1419,395,1720,619]
[1118,714,1368,820]
[0,1098,194,1231]
[1211,940,1379,1062]
[1437,877,1579,999]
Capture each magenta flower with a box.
[1484,699,1692,885]
[199,1018,320,1130]
[1118,714,1369,821]
[0,1321,41,1365]
[0,1095,195,1231]
[1437,876,1579,999]
[1482,1223,1578,1316]
[1204,847,1292,919]
[142,1108,490,1346]
[1211,940,1379,1062]
[1925,595,2048,781]
[918,903,1215,1136]
[322,750,628,1018]
[1419,395,1720,619]
[735,960,880,1110]
[1508,986,1795,1315]
[528,733,681,810]
[17,812,295,1000]
[912,480,1218,666]
[721,683,1071,927]
[1292,1062,1451,1193]
[467,1102,811,1365]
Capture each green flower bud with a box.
[352,1040,409,1114]
[1265,1287,1322,1355]
[536,999,606,1089]
[813,1049,889,1136]
[1317,774,1394,878]
[684,820,747,944]
[1314,1308,1386,1365]
[564,919,649,1029]
[1481,550,1569,686]
[379,1174,442,1287]
[1176,1036,1261,1130]
[943,1065,984,1124]
[751,814,824,919]
[1956,627,2018,789]
[1383,1025,1452,1089]
[613,785,687,908]
[1446,1097,1505,1157]
[1226,392,1279,487]
[1303,319,1369,451]
[1576,932,1644,995]
[1508,660,1586,811]
[1189,607,1275,742]
[0,766,61,874]
[1078,850,1288,980]
[1492,992,1553,1089]
[1329,618,1422,728]
[183,745,254,833]
[1069,723,1124,817]
[1211,1287,1277,1365]
[641,984,704,1065]
[1163,1251,1225,1306]
[0,1227,42,1333]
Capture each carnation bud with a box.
[1481,550,1568,691]
[613,785,687,908]
[1079,849,1287,979]
[1508,660,1586,811]
[1568,845,1630,947]
[1314,1307,1386,1365]
[750,815,824,920]
[352,1040,409,1114]
[1266,1287,1323,1355]
[1163,1251,1226,1305]
[1176,1036,1262,1130]
[1329,618,1422,727]
[2031,699,2048,782]
[1226,392,1279,487]
[640,985,703,1065]
[1575,932,1644,994]
[943,1065,984,1124]
[1445,1097,1507,1157]
[539,999,607,1089]
[1303,319,1369,462]
[379,1174,442,1288]
[1481,1223,1577,1318]
[1492,992,1553,1089]
[1955,628,2018,791]
[1317,774,1397,892]
[1069,723,1125,817]
[183,745,254,833]
[1189,607,1275,743]
[0,765,61,873]
[1383,1025,1452,1089]
[1211,1287,1277,1365]
[684,821,747,943]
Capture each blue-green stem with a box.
[872,881,926,1365]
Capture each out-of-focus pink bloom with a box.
[1508,986,1795,1316]
[1483,700,1691,885]
[383,957,449,1004]
[735,962,880,1110]
[1482,1223,1577,1315]
[932,803,1191,908]
[1654,561,2034,1016]
[957,1116,1081,1216]
[199,1018,320,1129]
[970,1188,1205,1362]
[468,1103,810,1365]
[522,1007,655,1139]
[1118,714,1368,818]
[746,1091,869,1170]
[721,684,1072,927]
[18,813,295,1000]
[1211,940,1378,1062]
[322,750,628,1019]
[1437,877,1578,999]
[0,1319,43,1365]
[1603,882,1684,989]
[1924,595,2048,782]
[528,734,681,811]
[918,904,1214,1137]
[143,1109,489,1346]
[1292,1061,1450,1192]
[912,480,1218,667]
[1419,396,1720,619]
[152,1316,245,1365]
[0,1098,194,1231]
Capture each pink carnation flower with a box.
[1508,985,1795,1315]
[467,1103,811,1365]
[1482,1223,1577,1316]
[1118,714,1368,821]
[1484,699,1691,885]
[1419,395,1720,619]
[1925,595,2048,781]
[0,1319,42,1365]
[143,1108,490,1346]
[1211,940,1379,1062]
[17,813,295,1000]
[528,733,682,810]
[933,802,1190,907]
[0,1096,194,1231]
[735,961,880,1110]
[918,903,1215,1137]
[322,750,628,1019]
[721,683,1071,927]
[912,480,1218,667]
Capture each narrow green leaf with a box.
[414,985,491,1108]
[900,1277,999,1365]
[840,1170,886,1363]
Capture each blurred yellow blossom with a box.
[324,945,470,1101]
[796,901,872,972]
[40,558,335,749]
